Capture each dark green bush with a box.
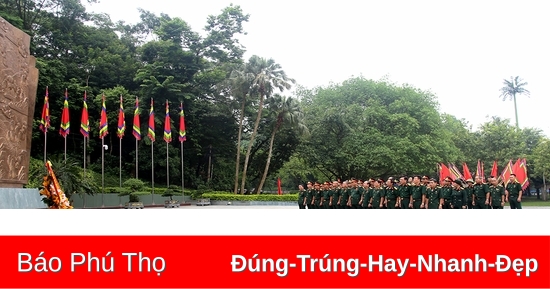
[201,193,298,202]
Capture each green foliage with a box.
[202,193,298,202]
[123,178,145,192]
[129,194,141,203]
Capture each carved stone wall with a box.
[0,16,39,188]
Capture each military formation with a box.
[297,174,524,209]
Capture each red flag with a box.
[163,100,172,143]
[59,88,70,137]
[490,160,498,178]
[499,160,513,186]
[147,98,155,142]
[519,159,530,191]
[512,158,521,176]
[80,91,89,138]
[277,178,282,195]
[178,102,186,142]
[475,160,485,182]
[99,94,108,139]
[462,163,472,181]
[39,87,50,133]
[439,163,451,181]
[132,97,141,140]
[117,95,125,139]
[448,163,463,180]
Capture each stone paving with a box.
[146,205,548,209]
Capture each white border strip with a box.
[0,210,547,235]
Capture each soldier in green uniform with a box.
[488,176,505,209]
[463,179,474,209]
[421,175,430,187]
[305,182,314,209]
[330,181,340,209]
[298,184,306,209]
[440,177,453,209]
[321,182,331,209]
[339,181,349,209]
[348,179,362,209]
[425,178,444,209]
[360,181,371,209]
[472,176,489,209]
[397,176,412,209]
[313,182,322,209]
[450,179,467,209]
[506,174,523,209]
[369,179,386,209]
[384,178,399,209]
[410,176,426,209]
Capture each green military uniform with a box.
[314,189,322,209]
[331,188,340,209]
[322,189,331,209]
[410,184,425,209]
[489,184,505,209]
[440,185,453,209]
[305,189,314,209]
[464,185,474,209]
[339,188,349,209]
[398,184,411,209]
[472,183,489,209]
[361,187,371,209]
[385,186,399,209]
[370,187,385,209]
[426,186,442,209]
[350,187,362,209]
[298,190,306,209]
[450,187,467,209]
[506,181,523,209]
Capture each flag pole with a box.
[136,139,138,179]
[64,136,67,163]
[151,141,155,205]
[166,142,169,187]
[83,137,86,208]
[119,137,122,207]
[185,140,188,202]
[44,132,47,164]
[101,137,105,208]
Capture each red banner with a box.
[0,236,548,288]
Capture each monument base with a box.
[0,188,47,209]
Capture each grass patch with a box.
[517,196,550,207]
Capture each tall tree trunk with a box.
[256,125,278,194]
[513,92,519,129]
[240,93,264,194]
[233,98,245,194]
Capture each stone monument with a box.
[0,16,45,208]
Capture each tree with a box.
[227,67,252,194]
[256,95,308,193]
[297,77,461,180]
[499,76,530,129]
[239,56,295,194]
[532,140,550,201]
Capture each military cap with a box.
[466,178,474,183]
[429,178,437,182]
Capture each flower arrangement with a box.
[39,161,73,209]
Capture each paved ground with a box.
[146,205,548,209]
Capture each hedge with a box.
[201,193,298,202]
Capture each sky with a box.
[87,0,550,136]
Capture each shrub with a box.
[201,193,298,202]
[123,178,145,192]
[121,178,146,202]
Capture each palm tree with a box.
[499,76,530,129]
[239,56,295,194]
[256,95,308,194]
[227,67,252,194]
